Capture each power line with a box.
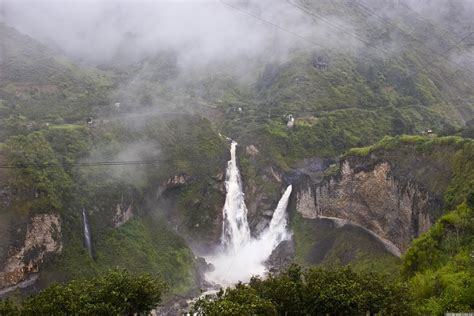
[443,32,474,55]
[286,0,451,79]
[219,0,323,49]
[285,0,374,49]
[397,1,474,62]
[398,1,469,46]
[347,0,473,78]
[0,158,224,169]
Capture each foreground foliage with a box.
[0,270,164,315]
[193,265,412,315]
[402,199,474,315]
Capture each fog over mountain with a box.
[2,0,473,70]
[1,0,312,65]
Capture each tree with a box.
[5,132,73,210]
[0,299,19,315]
[192,265,413,315]
[193,284,275,316]
[3,269,165,315]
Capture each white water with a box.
[221,141,251,251]
[82,208,93,257]
[204,141,292,287]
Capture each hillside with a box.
[0,0,474,313]
[0,23,111,133]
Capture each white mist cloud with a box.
[0,0,367,67]
[0,0,303,64]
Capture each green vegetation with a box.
[4,131,75,211]
[0,23,112,123]
[1,0,474,311]
[193,265,412,315]
[195,198,473,315]
[345,135,474,210]
[291,214,400,275]
[41,215,196,298]
[402,201,474,315]
[0,269,164,315]
[1,115,223,295]
[144,116,228,240]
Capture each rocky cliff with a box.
[294,137,466,255]
[296,160,436,253]
[0,214,62,291]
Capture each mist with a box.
[1,0,304,65]
[0,0,368,68]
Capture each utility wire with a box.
[286,0,374,48]
[285,0,451,81]
[347,0,473,78]
[399,0,473,52]
[394,1,474,61]
[443,31,474,55]
[0,158,224,169]
[219,0,323,49]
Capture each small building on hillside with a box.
[286,114,295,128]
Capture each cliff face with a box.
[156,173,225,252]
[296,159,442,254]
[0,214,62,290]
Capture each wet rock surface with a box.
[266,239,295,273]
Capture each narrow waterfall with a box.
[82,208,93,257]
[258,185,292,248]
[204,141,292,287]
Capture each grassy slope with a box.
[291,214,400,275]
[0,23,112,123]
[41,214,196,298]
[402,202,474,315]
[214,1,474,169]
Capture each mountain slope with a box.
[0,23,111,124]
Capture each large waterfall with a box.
[221,141,251,251]
[204,141,292,287]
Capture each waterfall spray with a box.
[82,208,93,257]
[204,141,292,287]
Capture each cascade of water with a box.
[258,185,292,248]
[221,141,251,251]
[204,141,293,287]
[82,208,93,257]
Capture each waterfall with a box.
[259,185,292,248]
[221,141,251,251]
[82,208,93,257]
[204,141,292,287]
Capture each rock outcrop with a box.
[0,214,62,290]
[113,203,134,228]
[296,160,439,254]
[157,174,192,197]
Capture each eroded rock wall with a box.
[0,214,62,289]
[296,160,438,253]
